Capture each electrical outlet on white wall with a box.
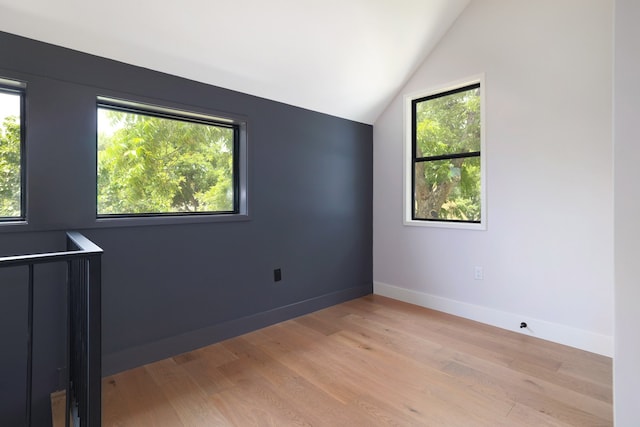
[474,266,483,280]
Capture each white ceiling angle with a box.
[0,0,470,124]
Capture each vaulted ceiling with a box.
[0,0,470,124]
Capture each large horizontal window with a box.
[97,99,240,217]
[405,77,485,229]
[0,79,25,221]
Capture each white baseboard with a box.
[373,281,613,357]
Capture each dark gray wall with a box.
[0,31,372,425]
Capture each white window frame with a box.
[403,74,486,230]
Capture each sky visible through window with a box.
[0,95,118,134]
[97,107,122,137]
[0,96,118,133]
[0,92,19,121]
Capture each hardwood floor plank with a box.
[441,361,610,426]
[348,394,428,427]
[50,391,65,427]
[224,337,377,426]
[272,320,507,426]
[178,356,235,396]
[145,359,230,426]
[505,402,575,427]
[104,367,184,427]
[213,359,311,426]
[558,357,613,386]
[258,324,368,404]
[294,314,342,336]
[101,295,612,426]
[510,358,612,404]
[329,329,516,425]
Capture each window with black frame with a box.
[411,82,482,224]
[97,99,239,217]
[0,79,25,221]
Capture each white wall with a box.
[373,0,614,356]
[613,0,640,424]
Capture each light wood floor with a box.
[97,295,612,426]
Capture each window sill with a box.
[0,220,28,232]
[403,218,486,231]
[94,213,250,229]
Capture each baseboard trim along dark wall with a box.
[103,285,371,375]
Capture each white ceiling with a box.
[0,0,469,124]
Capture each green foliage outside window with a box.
[97,106,236,216]
[413,84,481,222]
[0,91,22,219]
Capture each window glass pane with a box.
[97,106,236,215]
[414,156,481,222]
[414,85,480,158]
[0,90,22,219]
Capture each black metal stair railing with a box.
[0,231,102,427]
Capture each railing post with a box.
[25,264,34,427]
[65,260,71,427]
[85,255,102,426]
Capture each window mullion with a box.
[415,151,481,163]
